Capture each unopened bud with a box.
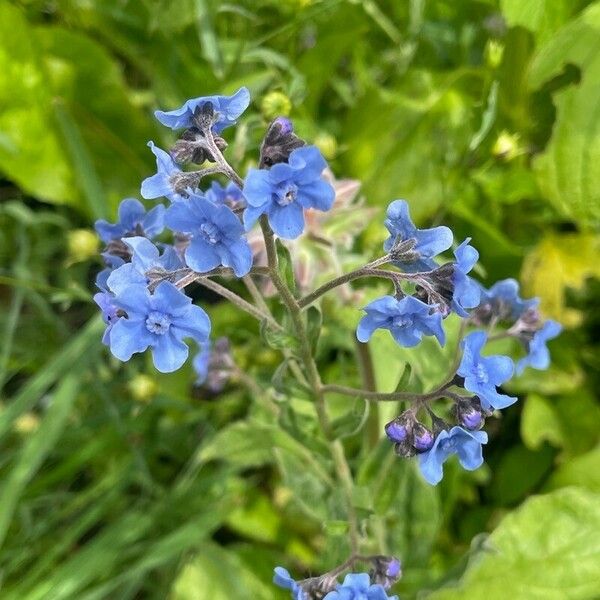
[492,130,522,161]
[314,132,337,160]
[457,399,483,430]
[370,555,402,589]
[484,39,504,69]
[385,418,408,443]
[412,423,434,451]
[261,91,292,119]
[68,229,99,262]
[128,374,157,402]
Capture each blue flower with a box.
[418,426,488,485]
[356,295,445,347]
[95,198,165,243]
[154,87,250,132]
[243,146,335,239]
[141,142,190,203]
[516,319,562,374]
[457,331,516,411]
[383,200,453,272]
[165,196,253,277]
[205,180,245,207]
[273,567,306,600]
[93,292,120,345]
[323,573,398,600]
[479,278,539,321]
[193,342,211,385]
[451,239,481,317]
[106,237,184,294]
[108,281,210,373]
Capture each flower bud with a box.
[314,132,337,160]
[484,39,504,69]
[369,555,402,589]
[492,130,522,161]
[457,401,484,430]
[68,229,99,262]
[385,418,408,443]
[394,440,417,458]
[412,423,434,451]
[128,374,157,402]
[261,91,292,119]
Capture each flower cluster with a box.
[91,85,562,597]
[370,201,561,484]
[274,556,401,600]
[93,88,335,373]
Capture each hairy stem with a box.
[195,277,283,331]
[322,382,453,403]
[355,341,380,450]
[260,215,360,554]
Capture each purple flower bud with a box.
[385,418,408,443]
[386,558,402,579]
[273,116,293,135]
[459,404,484,430]
[412,424,434,451]
[369,555,402,589]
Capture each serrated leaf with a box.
[501,0,577,45]
[428,488,600,600]
[528,3,600,226]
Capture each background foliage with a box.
[0,0,599,598]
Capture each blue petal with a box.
[112,284,152,316]
[185,237,221,273]
[141,173,172,200]
[151,281,192,316]
[243,169,274,208]
[483,355,514,386]
[151,331,189,372]
[268,202,305,239]
[124,236,160,273]
[243,204,266,231]
[356,314,381,342]
[142,203,166,237]
[222,238,253,277]
[288,146,328,182]
[107,263,146,295]
[165,201,195,232]
[172,304,211,344]
[109,319,153,361]
[297,178,335,211]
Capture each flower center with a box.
[200,221,221,245]
[275,182,298,206]
[391,315,413,329]
[145,311,171,335]
[475,363,488,384]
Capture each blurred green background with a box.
[1,0,599,598]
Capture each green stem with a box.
[355,341,379,450]
[194,277,284,332]
[322,382,454,403]
[259,216,360,554]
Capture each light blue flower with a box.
[243,145,335,239]
[356,295,445,347]
[452,239,481,317]
[457,330,516,411]
[141,142,190,203]
[517,319,562,374]
[193,342,211,385]
[165,195,253,277]
[418,426,488,485]
[95,198,165,243]
[106,237,184,295]
[479,278,539,320]
[108,281,210,373]
[205,180,245,207]
[154,87,250,132]
[383,200,453,272]
[273,567,306,600]
[323,573,398,600]
[93,292,119,345]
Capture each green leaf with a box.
[501,0,578,45]
[428,488,600,600]
[0,374,80,549]
[0,3,75,205]
[260,319,299,352]
[306,305,322,353]
[521,393,565,450]
[275,238,297,294]
[545,446,600,493]
[528,3,600,226]
[171,542,272,600]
